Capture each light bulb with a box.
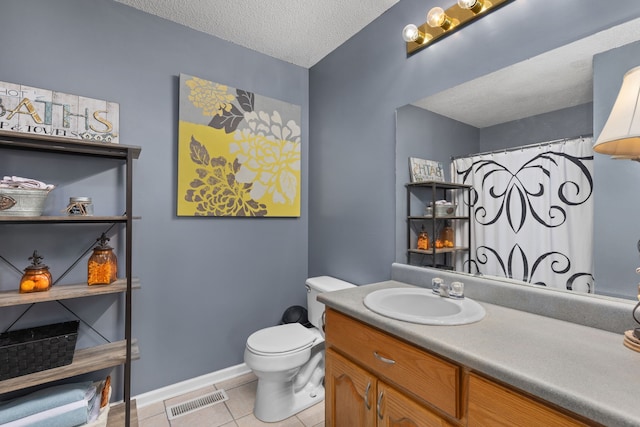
[457,0,477,9]
[402,24,420,42]
[458,0,484,13]
[427,7,447,28]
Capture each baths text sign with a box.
[0,81,119,143]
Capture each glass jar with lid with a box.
[439,220,455,248]
[87,233,118,286]
[417,225,430,250]
[20,250,53,293]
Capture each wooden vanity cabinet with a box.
[325,348,377,426]
[466,373,595,427]
[325,308,601,427]
[325,309,460,426]
[326,349,455,427]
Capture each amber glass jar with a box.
[439,220,455,248]
[20,251,52,293]
[417,225,430,250]
[88,233,117,286]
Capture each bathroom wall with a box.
[394,105,478,263]
[309,0,640,290]
[478,103,594,152]
[0,0,308,395]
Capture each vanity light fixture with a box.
[403,0,515,55]
[593,66,640,160]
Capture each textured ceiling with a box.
[413,17,640,128]
[113,1,639,126]
[114,0,399,68]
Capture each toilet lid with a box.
[247,323,316,355]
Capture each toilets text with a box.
[0,81,119,144]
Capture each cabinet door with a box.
[377,381,455,427]
[467,374,591,427]
[325,349,377,427]
[326,309,460,418]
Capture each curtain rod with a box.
[450,134,593,161]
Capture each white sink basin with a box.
[363,287,486,325]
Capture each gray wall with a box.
[394,105,478,262]
[0,0,308,395]
[479,103,594,152]
[593,40,640,298]
[309,0,640,291]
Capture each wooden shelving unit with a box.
[406,181,471,271]
[0,131,141,427]
[0,278,140,307]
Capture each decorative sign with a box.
[409,157,445,182]
[177,74,301,217]
[0,81,119,143]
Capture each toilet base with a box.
[253,376,325,423]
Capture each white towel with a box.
[0,176,54,190]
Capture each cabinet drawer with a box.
[325,309,460,419]
[467,373,593,427]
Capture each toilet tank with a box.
[306,276,355,330]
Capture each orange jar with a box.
[20,251,52,293]
[417,225,430,250]
[87,233,117,286]
[439,220,455,248]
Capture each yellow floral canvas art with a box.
[177,74,301,216]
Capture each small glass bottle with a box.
[440,220,455,248]
[417,225,430,250]
[88,233,118,286]
[66,197,93,216]
[20,251,52,293]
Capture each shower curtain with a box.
[452,137,595,293]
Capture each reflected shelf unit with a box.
[0,130,141,427]
[406,181,471,271]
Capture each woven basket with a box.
[0,320,79,380]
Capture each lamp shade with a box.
[594,66,640,158]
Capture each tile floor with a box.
[137,372,324,427]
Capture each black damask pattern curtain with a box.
[453,137,595,293]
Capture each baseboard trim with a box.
[134,363,251,408]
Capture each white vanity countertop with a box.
[319,280,640,427]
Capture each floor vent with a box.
[166,389,229,420]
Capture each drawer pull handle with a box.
[364,381,371,410]
[377,391,384,420]
[373,351,396,364]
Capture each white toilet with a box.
[244,276,355,422]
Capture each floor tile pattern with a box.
[138,373,324,427]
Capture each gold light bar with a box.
[404,0,515,55]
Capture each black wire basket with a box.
[0,320,79,380]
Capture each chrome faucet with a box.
[434,280,464,299]
[438,282,450,298]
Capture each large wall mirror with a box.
[396,17,640,301]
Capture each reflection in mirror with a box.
[395,18,640,301]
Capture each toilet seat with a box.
[247,323,317,356]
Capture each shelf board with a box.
[406,181,471,189]
[0,215,141,224]
[0,278,141,307]
[408,215,468,220]
[408,247,469,255]
[0,130,141,159]
[0,339,139,394]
